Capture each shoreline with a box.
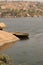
[0,30,19,47]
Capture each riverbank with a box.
[0,1,43,17]
[0,30,19,46]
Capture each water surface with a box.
[0,17,43,65]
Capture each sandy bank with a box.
[0,30,19,46]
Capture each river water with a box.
[0,17,43,65]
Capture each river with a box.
[0,17,43,65]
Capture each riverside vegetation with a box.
[0,54,13,65]
[0,54,27,65]
[0,1,43,18]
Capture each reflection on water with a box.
[0,42,15,51]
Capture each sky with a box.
[26,0,43,2]
[0,0,43,2]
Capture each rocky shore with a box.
[0,1,43,17]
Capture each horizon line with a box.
[0,0,43,3]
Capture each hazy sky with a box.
[0,0,43,2]
[9,0,43,2]
[9,0,43,1]
[26,0,43,2]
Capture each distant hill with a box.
[0,1,43,17]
